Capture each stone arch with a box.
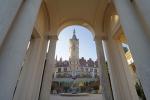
[34,1,50,37]
[56,19,96,38]
[103,2,118,35]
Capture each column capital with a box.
[94,36,107,41]
[47,35,58,40]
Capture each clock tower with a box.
[69,29,79,75]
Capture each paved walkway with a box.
[50,94,104,100]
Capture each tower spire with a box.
[73,29,76,34]
[72,29,77,40]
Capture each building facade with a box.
[54,57,99,79]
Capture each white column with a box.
[39,36,58,100]
[118,42,139,100]
[103,40,119,100]
[0,0,23,47]
[113,0,150,99]
[95,37,113,100]
[13,38,48,100]
[133,0,150,36]
[103,37,138,100]
[0,0,42,99]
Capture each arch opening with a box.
[56,25,97,61]
[50,25,101,96]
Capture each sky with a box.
[55,25,97,61]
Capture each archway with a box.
[49,25,103,99]
[56,20,96,38]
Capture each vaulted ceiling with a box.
[44,0,110,37]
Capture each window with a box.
[81,68,84,72]
[94,69,97,73]
[86,68,88,72]
[58,68,61,72]
[64,68,67,72]
[90,68,93,72]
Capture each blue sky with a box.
[55,25,97,61]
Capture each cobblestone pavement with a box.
[50,94,104,100]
